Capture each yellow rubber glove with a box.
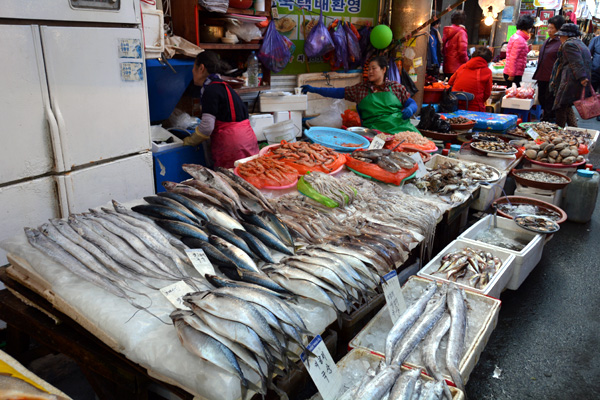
[183,127,210,146]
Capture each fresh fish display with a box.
[514,215,560,233]
[302,171,358,207]
[215,167,276,213]
[496,203,562,221]
[0,375,69,400]
[349,149,416,173]
[433,247,504,289]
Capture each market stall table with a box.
[0,265,194,400]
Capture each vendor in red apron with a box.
[301,56,419,134]
[183,51,259,168]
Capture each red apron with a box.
[209,82,259,168]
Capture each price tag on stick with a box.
[186,249,216,277]
[300,335,342,400]
[369,134,386,150]
[381,270,407,323]
[526,128,539,140]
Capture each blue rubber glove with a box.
[301,85,345,99]
[402,98,417,119]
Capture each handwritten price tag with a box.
[185,249,215,277]
[408,153,428,179]
[160,281,194,310]
[369,135,386,150]
[300,335,342,400]
[381,270,407,323]
[526,128,539,140]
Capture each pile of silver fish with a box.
[338,365,453,400]
[384,283,468,395]
[350,149,416,173]
[302,171,357,207]
[513,170,569,184]
[171,285,315,398]
[433,248,503,290]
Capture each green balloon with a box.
[370,25,393,49]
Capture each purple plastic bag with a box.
[388,58,401,84]
[357,25,372,65]
[304,10,335,58]
[344,22,361,65]
[331,23,348,70]
[258,21,292,73]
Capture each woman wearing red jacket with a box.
[449,48,493,112]
[504,15,535,87]
[442,11,469,79]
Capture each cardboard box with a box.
[272,111,302,137]
[249,113,274,141]
[259,92,308,112]
[501,96,534,110]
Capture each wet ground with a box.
[2,118,600,400]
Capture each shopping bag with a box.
[304,10,335,58]
[258,21,292,73]
[574,85,600,119]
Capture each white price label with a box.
[185,249,216,277]
[382,270,407,323]
[160,281,194,310]
[526,128,539,140]
[369,135,386,150]
[300,335,342,400]
[408,153,428,179]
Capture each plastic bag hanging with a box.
[344,22,361,66]
[330,21,349,70]
[388,58,401,84]
[304,10,335,58]
[258,20,292,73]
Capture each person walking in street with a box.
[442,11,468,80]
[588,30,600,90]
[448,47,493,112]
[550,23,593,127]
[504,15,535,87]
[427,18,443,78]
[533,15,565,122]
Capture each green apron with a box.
[358,90,420,134]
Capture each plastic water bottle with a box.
[247,51,259,88]
[563,169,600,223]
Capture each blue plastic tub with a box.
[146,59,195,123]
[304,127,370,152]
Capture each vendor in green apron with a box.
[301,56,419,134]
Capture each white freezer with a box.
[0,177,60,265]
[0,25,55,185]
[0,0,141,24]
[54,152,154,216]
[41,25,151,171]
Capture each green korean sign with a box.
[274,0,379,74]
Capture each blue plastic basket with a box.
[304,127,370,152]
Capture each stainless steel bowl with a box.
[346,126,379,138]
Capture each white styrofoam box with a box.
[514,185,563,207]
[249,113,274,141]
[564,126,600,152]
[309,348,465,400]
[259,92,307,112]
[0,177,60,265]
[349,276,501,387]
[54,152,154,216]
[297,72,360,117]
[151,125,183,152]
[417,238,515,298]
[470,173,507,212]
[501,96,534,110]
[459,214,544,290]
[272,111,303,137]
[142,9,164,57]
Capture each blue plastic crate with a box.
[146,59,195,123]
[440,110,518,131]
[152,145,206,193]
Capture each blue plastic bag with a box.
[388,58,401,84]
[258,21,291,73]
[304,10,335,58]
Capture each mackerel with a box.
[233,229,274,263]
[241,222,293,255]
[206,223,256,258]
[204,206,245,231]
[157,192,209,221]
[181,237,237,269]
[209,235,260,273]
[446,286,467,392]
[162,181,224,209]
[131,204,198,225]
[260,211,294,247]
[237,270,291,295]
[143,195,201,224]
[184,179,243,217]
[155,219,209,243]
[268,272,340,312]
[205,274,290,299]
[385,282,438,363]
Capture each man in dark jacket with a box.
[550,23,592,127]
[533,15,565,122]
[588,30,600,90]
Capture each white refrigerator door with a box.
[0,0,140,24]
[0,25,55,185]
[41,25,151,172]
[54,152,154,216]
[0,177,60,265]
